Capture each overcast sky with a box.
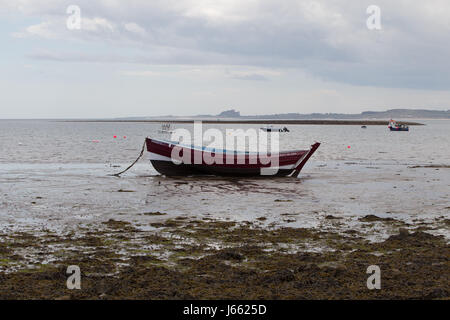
[1,0,450,118]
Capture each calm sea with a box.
[0,120,448,241]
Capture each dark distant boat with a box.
[146,138,320,177]
[388,119,409,131]
[260,126,289,132]
[361,125,367,129]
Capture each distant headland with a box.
[115,108,449,121]
[62,108,450,125]
[77,108,449,126]
[194,108,449,120]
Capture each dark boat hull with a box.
[150,160,294,177]
[389,127,409,131]
[146,138,320,177]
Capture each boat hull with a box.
[389,127,409,131]
[150,160,294,177]
[146,138,320,177]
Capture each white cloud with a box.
[12,21,58,39]
[83,17,115,32]
[123,22,146,36]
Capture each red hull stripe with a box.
[146,138,312,169]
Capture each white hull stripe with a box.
[148,152,172,161]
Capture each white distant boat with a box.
[260,125,289,132]
[158,123,174,134]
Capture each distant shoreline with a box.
[63,119,424,126]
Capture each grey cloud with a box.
[11,0,450,89]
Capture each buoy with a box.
[113,135,117,139]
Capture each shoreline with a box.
[61,119,424,126]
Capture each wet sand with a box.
[1,159,449,300]
[0,214,448,299]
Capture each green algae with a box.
[0,218,448,299]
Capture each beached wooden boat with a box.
[146,138,320,177]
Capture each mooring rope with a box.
[110,140,146,177]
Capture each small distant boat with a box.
[361,125,367,129]
[260,126,289,132]
[158,123,174,134]
[388,119,409,131]
[146,138,320,177]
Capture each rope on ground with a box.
[109,140,146,177]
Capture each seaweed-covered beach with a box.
[0,216,448,299]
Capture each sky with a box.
[1,0,450,118]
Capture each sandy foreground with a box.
[0,213,448,300]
